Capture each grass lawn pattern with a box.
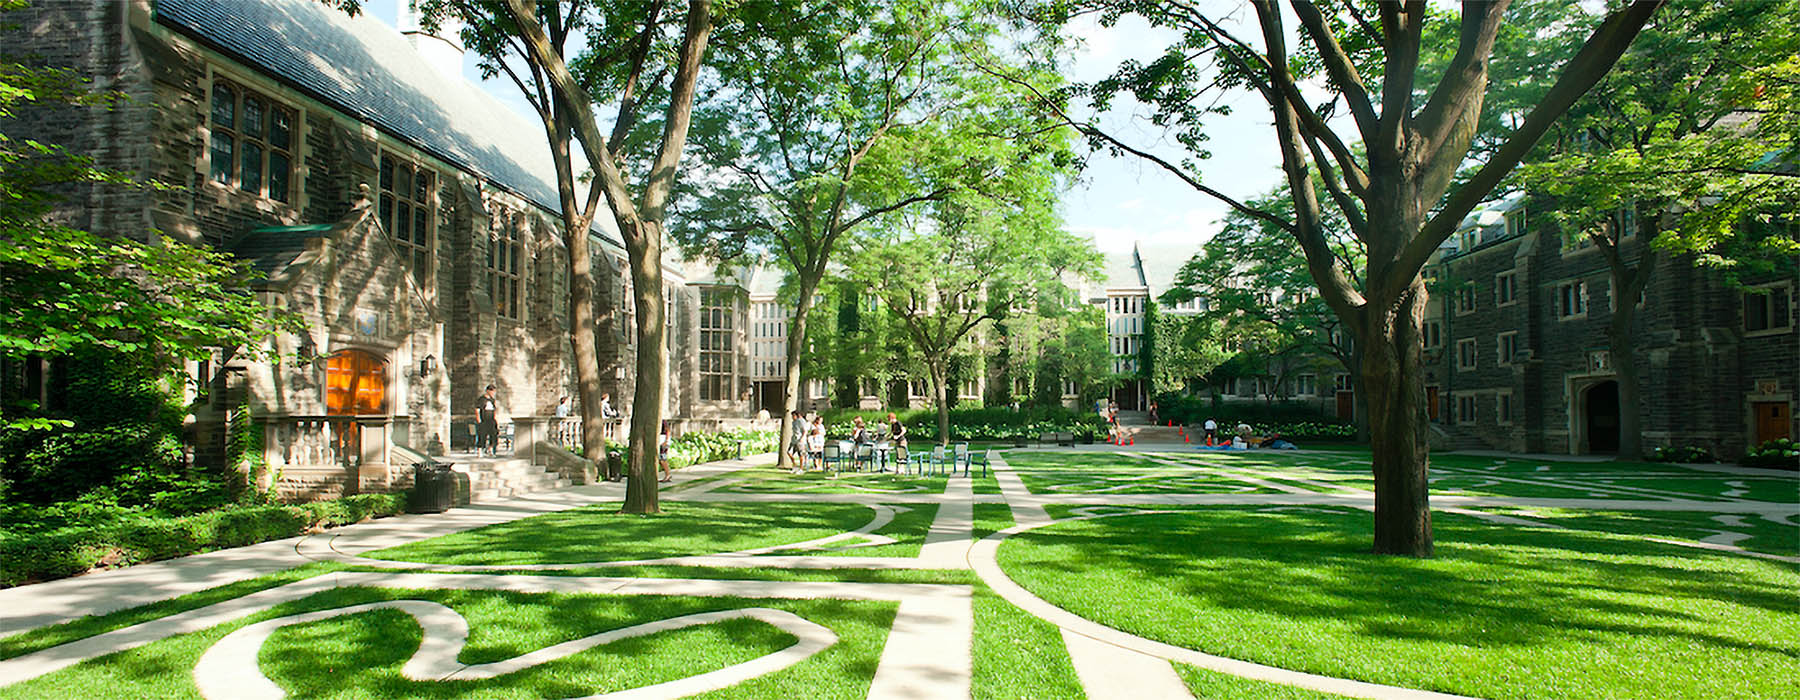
[1481,507,1800,556]
[0,587,895,700]
[368,502,880,565]
[1578,476,1798,503]
[716,470,951,495]
[997,506,1800,700]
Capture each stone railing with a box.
[541,416,624,448]
[262,415,400,498]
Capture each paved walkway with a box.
[1,445,1793,699]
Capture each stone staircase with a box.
[450,455,573,503]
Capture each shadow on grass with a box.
[998,507,1800,698]
[369,502,878,565]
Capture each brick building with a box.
[1427,192,1798,458]
[1,0,759,499]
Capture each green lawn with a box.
[1478,507,1799,556]
[806,504,938,558]
[714,469,951,495]
[369,502,879,565]
[997,506,1800,700]
[1573,477,1798,503]
[1175,664,1352,700]
[0,586,897,700]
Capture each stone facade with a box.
[0,0,758,500]
[1430,194,1799,459]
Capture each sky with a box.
[363,1,1300,271]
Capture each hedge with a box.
[820,407,1108,442]
[0,493,406,588]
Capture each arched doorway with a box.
[325,350,386,464]
[1584,380,1620,454]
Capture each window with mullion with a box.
[380,153,435,281]
[487,209,524,319]
[208,78,294,202]
[699,288,735,400]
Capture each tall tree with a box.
[357,0,714,513]
[1164,185,1365,428]
[674,0,1050,468]
[852,168,1097,444]
[1518,0,1800,459]
[999,0,1661,555]
[0,27,295,432]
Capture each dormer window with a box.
[1504,209,1526,238]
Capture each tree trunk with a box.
[776,273,822,469]
[1362,280,1433,557]
[1608,267,1644,460]
[930,360,950,446]
[621,221,666,514]
[568,214,608,476]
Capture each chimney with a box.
[396,0,465,82]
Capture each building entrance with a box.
[325,350,386,463]
[1584,380,1620,454]
[1752,401,1791,444]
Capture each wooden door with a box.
[1753,402,1791,444]
[1426,386,1440,422]
[1335,391,1354,420]
[325,350,386,415]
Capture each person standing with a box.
[657,421,674,483]
[807,414,826,471]
[476,385,500,456]
[1203,417,1218,446]
[787,410,807,475]
[554,396,571,418]
[599,392,619,419]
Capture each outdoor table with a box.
[872,441,894,472]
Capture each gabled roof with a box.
[153,0,621,247]
[230,224,333,278]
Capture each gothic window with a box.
[379,153,435,280]
[487,209,523,319]
[700,288,735,401]
[209,78,295,202]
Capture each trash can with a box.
[409,461,454,514]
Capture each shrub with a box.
[1741,438,1799,470]
[821,406,1107,443]
[1646,444,1717,464]
[0,493,406,588]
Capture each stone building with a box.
[1427,192,1798,458]
[0,0,758,499]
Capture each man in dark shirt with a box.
[476,385,500,456]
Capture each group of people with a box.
[784,411,909,474]
[1198,417,1298,450]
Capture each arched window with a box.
[325,350,386,415]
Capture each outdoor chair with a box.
[853,443,876,472]
[952,443,971,476]
[822,442,844,473]
[1055,431,1074,447]
[969,449,990,478]
[929,445,951,476]
[1038,432,1056,446]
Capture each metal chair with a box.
[952,442,971,476]
[968,449,990,478]
[853,443,876,472]
[929,445,950,476]
[822,442,843,473]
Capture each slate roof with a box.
[231,224,334,278]
[153,0,621,247]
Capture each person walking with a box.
[657,421,674,483]
[807,414,826,471]
[476,385,500,456]
[787,410,807,475]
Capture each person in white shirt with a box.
[1203,418,1218,445]
[554,396,571,418]
[599,393,620,419]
